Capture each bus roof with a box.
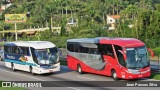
[67,38,98,43]
[67,37,145,47]
[4,41,56,49]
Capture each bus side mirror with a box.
[118,50,127,60]
[147,48,154,57]
[57,48,62,56]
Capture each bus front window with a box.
[34,48,59,65]
[126,46,149,69]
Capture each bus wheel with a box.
[11,63,16,71]
[29,66,34,75]
[77,64,83,74]
[112,70,118,80]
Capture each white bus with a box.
[4,41,60,74]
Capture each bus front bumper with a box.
[123,71,150,79]
[33,62,60,74]
[120,68,151,79]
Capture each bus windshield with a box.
[34,48,58,65]
[126,46,149,69]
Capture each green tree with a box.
[45,0,57,32]
[60,17,67,36]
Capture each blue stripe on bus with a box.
[5,59,37,66]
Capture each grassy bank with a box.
[0,42,4,46]
[0,87,26,90]
[150,72,160,80]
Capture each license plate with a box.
[138,75,143,77]
[49,70,53,72]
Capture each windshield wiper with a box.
[134,56,147,69]
[133,57,141,69]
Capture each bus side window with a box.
[89,48,99,54]
[80,47,89,53]
[105,45,114,57]
[114,45,125,67]
[4,46,12,54]
[67,43,74,52]
[30,47,38,64]
[20,47,30,56]
[11,46,21,54]
[67,43,80,53]
[99,44,114,58]
[74,44,80,52]
[80,46,84,53]
[4,46,9,53]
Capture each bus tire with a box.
[112,70,118,80]
[11,63,16,71]
[29,66,35,75]
[77,64,83,74]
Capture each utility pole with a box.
[0,0,2,10]
[158,55,160,73]
[0,0,1,15]
[5,0,6,10]
[0,0,2,9]
[15,23,17,41]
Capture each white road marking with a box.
[0,68,80,90]
[0,68,46,81]
[77,76,95,81]
[141,78,157,81]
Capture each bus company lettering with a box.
[7,55,15,59]
[12,82,42,87]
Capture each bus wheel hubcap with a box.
[78,67,81,73]
[113,73,117,79]
[12,65,15,70]
[30,67,33,73]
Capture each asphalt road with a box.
[0,61,159,90]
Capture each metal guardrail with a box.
[150,60,160,73]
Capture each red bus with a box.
[67,37,154,80]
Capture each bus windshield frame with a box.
[125,46,149,70]
[33,47,59,65]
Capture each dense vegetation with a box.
[1,0,160,55]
